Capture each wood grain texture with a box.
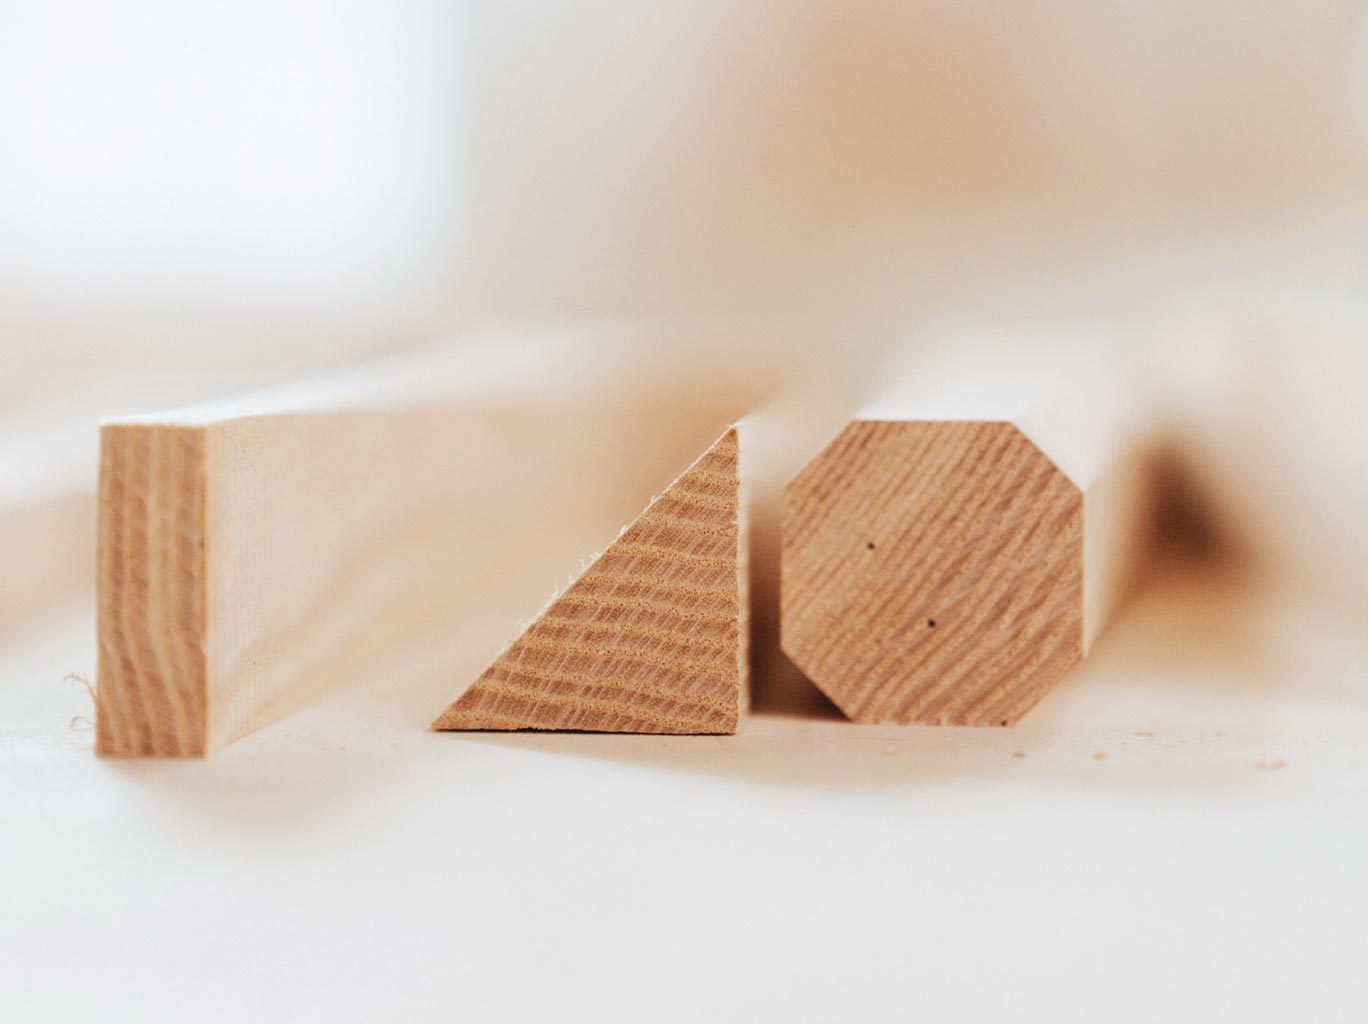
[95,339,756,757]
[434,429,745,734]
[97,425,209,756]
[783,420,1108,726]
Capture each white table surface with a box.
[4,567,1367,1023]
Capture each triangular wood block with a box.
[433,428,746,734]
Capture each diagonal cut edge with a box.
[433,428,744,735]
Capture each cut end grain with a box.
[434,429,745,735]
[781,420,1084,726]
[96,424,210,758]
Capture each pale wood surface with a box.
[96,340,754,756]
[435,429,744,734]
[0,366,312,654]
[782,332,1159,726]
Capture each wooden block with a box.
[781,331,1160,725]
[96,338,756,756]
[0,363,356,652]
[434,429,745,734]
[98,425,210,754]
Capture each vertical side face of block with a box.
[96,425,210,757]
[782,421,1083,726]
[433,429,744,734]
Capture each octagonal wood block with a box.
[782,421,1086,726]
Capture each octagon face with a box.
[781,420,1084,726]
